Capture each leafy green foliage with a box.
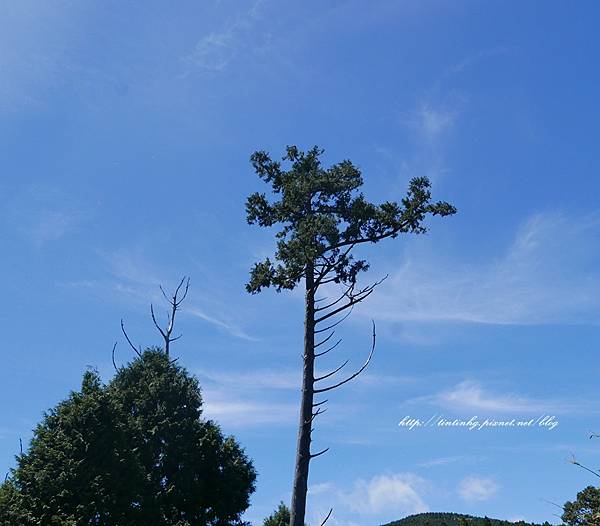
[262,502,308,526]
[263,502,291,526]
[0,479,27,526]
[380,512,551,526]
[562,486,600,525]
[246,145,456,293]
[0,349,256,526]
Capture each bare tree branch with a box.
[150,303,168,341]
[315,276,387,324]
[111,342,119,372]
[315,338,342,358]
[569,455,600,479]
[315,290,372,324]
[120,319,142,357]
[310,447,330,459]
[314,306,354,334]
[314,330,336,348]
[314,321,376,394]
[314,359,349,382]
[319,508,333,526]
[314,282,357,313]
[305,407,328,425]
[152,276,190,356]
[540,498,565,512]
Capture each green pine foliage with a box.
[0,348,256,526]
[246,145,457,295]
[263,502,291,526]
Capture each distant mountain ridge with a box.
[380,512,553,526]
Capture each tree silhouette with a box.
[245,145,456,526]
[0,281,256,526]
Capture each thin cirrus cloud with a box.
[194,367,403,429]
[413,380,582,415]
[105,249,256,341]
[457,475,499,502]
[195,367,299,428]
[196,367,300,391]
[195,367,415,394]
[367,210,600,326]
[4,185,88,246]
[63,248,257,342]
[180,0,271,76]
[418,455,485,468]
[186,307,257,342]
[201,387,297,427]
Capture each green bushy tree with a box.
[0,350,256,526]
[562,485,600,526]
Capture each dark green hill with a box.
[380,512,553,526]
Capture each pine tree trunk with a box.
[289,268,315,526]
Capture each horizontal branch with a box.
[314,359,349,382]
[314,286,353,313]
[314,277,386,325]
[324,220,412,252]
[314,306,354,334]
[314,330,336,348]
[305,407,327,425]
[314,289,372,324]
[315,338,342,358]
[310,447,330,459]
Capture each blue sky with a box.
[1,1,599,524]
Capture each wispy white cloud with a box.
[195,364,299,428]
[187,307,257,341]
[196,366,415,394]
[201,387,296,427]
[408,103,458,140]
[65,248,256,341]
[197,367,300,391]
[195,365,416,430]
[181,0,271,76]
[457,475,499,502]
[376,95,463,200]
[418,455,484,468]
[447,47,511,76]
[414,380,580,414]
[308,473,428,525]
[367,211,600,326]
[4,185,88,246]
[107,250,255,340]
